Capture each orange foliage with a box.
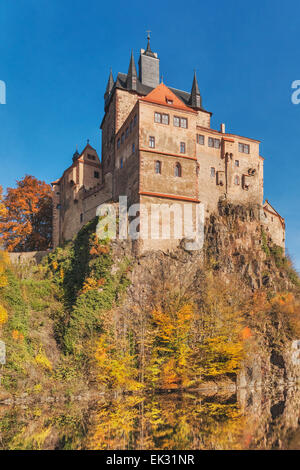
[0,175,52,252]
[241,327,252,341]
[89,235,110,256]
[12,330,24,342]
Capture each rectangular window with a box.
[180,142,186,153]
[149,136,155,148]
[94,171,100,179]
[121,133,125,144]
[80,213,83,223]
[117,138,120,149]
[162,113,169,125]
[130,121,133,132]
[87,154,96,161]
[120,157,123,169]
[235,160,240,167]
[166,98,173,104]
[208,137,220,148]
[125,127,129,138]
[174,116,180,127]
[154,112,161,123]
[133,115,137,126]
[210,167,215,178]
[198,134,205,145]
[239,143,250,154]
[132,143,135,154]
[180,117,188,128]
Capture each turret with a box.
[126,51,137,91]
[189,71,202,109]
[104,69,114,105]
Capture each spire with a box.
[126,50,137,91]
[144,31,155,57]
[104,69,114,101]
[189,71,202,109]
[72,146,80,162]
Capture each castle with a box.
[52,37,285,252]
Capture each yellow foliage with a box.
[94,335,143,391]
[0,304,8,326]
[81,277,106,294]
[0,249,10,288]
[35,350,52,371]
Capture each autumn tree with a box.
[0,176,52,252]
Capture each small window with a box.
[198,134,205,145]
[239,143,250,154]
[120,157,123,169]
[208,137,220,148]
[80,213,83,223]
[162,113,169,125]
[166,98,173,104]
[235,160,239,167]
[133,115,137,126]
[117,138,120,149]
[125,127,129,138]
[130,121,133,132]
[87,154,96,161]
[180,142,186,153]
[132,143,135,154]
[175,163,182,177]
[154,112,161,123]
[94,171,100,179]
[155,161,162,174]
[121,133,125,144]
[149,136,155,148]
[174,116,180,127]
[210,167,215,178]
[181,118,187,128]
[234,175,240,185]
[56,204,61,209]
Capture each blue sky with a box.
[0,0,299,269]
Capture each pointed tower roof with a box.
[140,82,197,113]
[143,32,156,58]
[104,69,114,98]
[189,71,202,109]
[126,51,137,90]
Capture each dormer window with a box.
[166,98,173,104]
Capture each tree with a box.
[0,175,52,252]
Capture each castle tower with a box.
[138,34,160,88]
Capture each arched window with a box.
[234,175,240,185]
[175,163,182,177]
[155,161,161,174]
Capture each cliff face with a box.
[110,201,300,391]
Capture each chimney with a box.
[220,123,226,134]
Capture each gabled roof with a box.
[263,200,285,227]
[140,82,197,113]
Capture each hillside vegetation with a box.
[0,204,300,399]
